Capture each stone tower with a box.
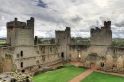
[55,27,71,60]
[90,21,112,45]
[6,17,34,46]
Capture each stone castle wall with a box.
[0,47,14,73]
[1,17,124,74]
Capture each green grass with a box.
[33,67,86,82]
[81,72,124,82]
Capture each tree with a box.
[50,38,55,44]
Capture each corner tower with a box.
[90,21,112,45]
[6,17,34,46]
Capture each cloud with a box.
[0,0,124,38]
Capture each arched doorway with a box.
[90,63,95,70]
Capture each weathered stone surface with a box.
[0,17,124,75]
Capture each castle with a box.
[0,17,124,74]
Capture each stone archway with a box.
[90,63,95,70]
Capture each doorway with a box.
[90,63,95,70]
[61,52,64,58]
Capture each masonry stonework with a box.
[0,17,124,75]
[90,21,112,45]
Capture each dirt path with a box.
[69,62,124,82]
[69,69,93,82]
[51,63,63,69]
[51,62,124,82]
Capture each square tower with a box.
[90,21,112,45]
[55,27,71,60]
[6,17,34,46]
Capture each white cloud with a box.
[0,0,124,38]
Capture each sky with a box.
[0,0,124,38]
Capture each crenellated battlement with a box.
[104,21,111,26]
[6,17,35,46]
[7,17,34,29]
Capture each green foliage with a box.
[71,37,90,44]
[63,63,73,67]
[38,38,55,44]
[112,38,124,47]
[81,72,124,82]
[33,67,86,82]
[50,38,55,44]
[38,38,43,44]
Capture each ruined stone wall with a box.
[38,44,61,64]
[0,46,15,72]
[87,46,109,56]
[90,21,112,45]
[0,47,3,73]
[12,44,62,73]
[3,56,15,72]
[68,45,89,62]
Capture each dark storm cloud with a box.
[37,0,47,8]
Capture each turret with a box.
[104,21,111,30]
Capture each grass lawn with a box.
[33,66,86,82]
[81,72,124,82]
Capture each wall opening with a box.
[21,62,23,68]
[101,62,104,67]
[58,39,59,43]
[42,56,45,62]
[78,50,81,58]
[20,51,23,57]
[61,52,64,58]
[9,38,11,46]
[90,63,95,70]
[70,54,71,57]
[17,54,19,58]
[21,70,25,73]
[41,46,45,53]
[78,53,81,58]
[50,47,52,52]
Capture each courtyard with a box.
[33,63,124,82]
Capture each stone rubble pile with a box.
[0,72,33,82]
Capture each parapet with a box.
[7,17,34,29]
[90,27,101,33]
[104,21,111,26]
[90,21,112,45]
